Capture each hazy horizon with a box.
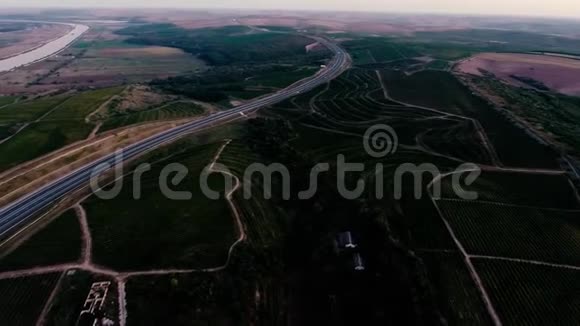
[2,0,580,19]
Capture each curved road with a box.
[0,36,351,240]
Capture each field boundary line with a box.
[1,85,73,146]
[375,69,390,100]
[35,95,75,122]
[0,123,29,145]
[437,198,580,212]
[0,97,19,109]
[366,49,377,63]
[470,255,580,271]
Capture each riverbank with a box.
[0,21,89,73]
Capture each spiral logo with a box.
[363,124,398,158]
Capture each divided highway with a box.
[0,36,351,241]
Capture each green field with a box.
[216,140,284,246]
[43,87,123,121]
[420,252,492,325]
[125,243,282,326]
[0,273,62,326]
[84,143,236,271]
[73,39,143,50]
[0,120,93,172]
[0,88,121,171]
[438,200,580,265]
[0,96,18,107]
[471,77,580,154]
[378,69,560,168]
[118,24,314,66]
[343,29,580,67]
[425,59,451,70]
[126,273,233,325]
[439,171,579,209]
[248,66,318,88]
[349,49,376,65]
[344,37,482,64]
[412,29,580,55]
[263,65,580,324]
[99,101,205,132]
[0,95,70,124]
[474,259,580,325]
[343,38,418,64]
[0,210,82,272]
[0,124,19,141]
[151,61,324,103]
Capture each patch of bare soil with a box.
[90,85,178,120]
[457,52,580,96]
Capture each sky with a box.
[3,0,580,19]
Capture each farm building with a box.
[336,231,357,250]
[353,253,365,271]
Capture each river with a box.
[0,21,89,73]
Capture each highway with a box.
[0,36,351,240]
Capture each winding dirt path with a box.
[117,279,127,326]
[74,204,92,265]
